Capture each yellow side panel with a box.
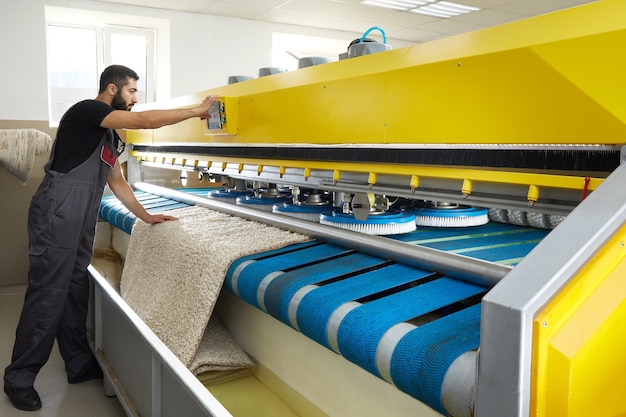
[532,225,626,417]
[127,128,153,145]
[236,73,388,143]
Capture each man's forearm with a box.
[109,179,152,223]
[136,108,200,129]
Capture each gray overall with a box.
[4,129,120,387]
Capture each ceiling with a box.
[94,0,595,43]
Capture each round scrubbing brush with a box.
[413,203,489,227]
[319,209,416,235]
[207,189,251,202]
[273,191,331,222]
[273,202,331,222]
[236,195,290,212]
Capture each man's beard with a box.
[112,92,133,111]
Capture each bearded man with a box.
[4,65,217,411]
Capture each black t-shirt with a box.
[50,99,118,173]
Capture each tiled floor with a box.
[0,285,126,417]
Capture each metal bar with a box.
[133,182,511,288]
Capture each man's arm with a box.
[101,95,218,130]
[106,162,177,224]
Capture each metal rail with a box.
[134,182,511,288]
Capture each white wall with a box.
[167,12,272,95]
[0,2,50,120]
[0,0,412,121]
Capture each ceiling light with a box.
[411,1,480,17]
[361,1,414,11]
[361,0,435,12]
[362,0,480,18]
[438,1,480,12]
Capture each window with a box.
[45,7,162,127]
[105,27,156,107]
[46,25,99,125]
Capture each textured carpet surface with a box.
[0,129,51,183]
[120,205,310,368]
[191,315,258,385]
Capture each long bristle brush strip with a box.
[413,206,489,228]
[319,209,416,235]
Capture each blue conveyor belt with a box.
[265,252,391,331]
[224,241,485,414]
[99,188,215,233]
[393,221,549,265]
[295,263,431,349]
[99,189,549,414]
[392,303,481,410]
[335,277,483,378]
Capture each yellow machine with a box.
[96,1,626,416]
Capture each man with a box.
[3,65,218,411]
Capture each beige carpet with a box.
[0,129,52,184]
[120,205,310,373]
[91,245,256,384]
[191,315,258,385]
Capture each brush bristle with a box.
[272,202,330,222]
[319,209,416,235]
[413,206,489,228]
[274,211,322,222]
[236,202,275,212]
[414,213,489,227]
[320,218,417,235]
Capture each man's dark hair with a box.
[99,65,139,93]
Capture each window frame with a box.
[104,25,157,106]
[44,6,168,127]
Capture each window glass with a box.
[106,28,154,105]
[47,25,98,125]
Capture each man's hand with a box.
[193,95,220,118]
[145,213,178,224]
